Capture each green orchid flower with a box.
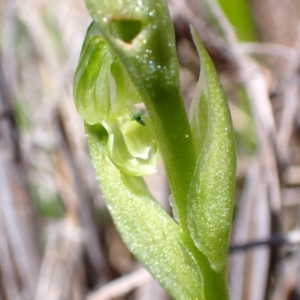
[74,22,158,176]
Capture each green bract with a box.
[85,123,205,299]
[74,0,236,299]
[188,28,236,272]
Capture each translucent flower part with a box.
[74,22,158,175]
[102,106,158,176]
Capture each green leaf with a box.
[85,123,204,300]
[187,27,236,272]
[217,0,257,42]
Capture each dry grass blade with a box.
[277,27,300,165]
[86,268,153,300]
[35,221,84,300]
[0,55,41,299]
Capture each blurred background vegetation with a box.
[1,0,300,299]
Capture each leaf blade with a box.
[86,124,204,300]
[187,27,236,272]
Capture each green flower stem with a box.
[84,0,198,230]
[75,0,236,299]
